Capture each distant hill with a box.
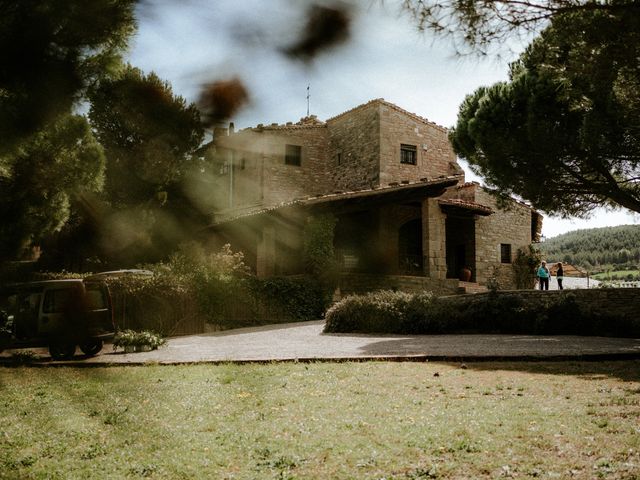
[540,224,640,272]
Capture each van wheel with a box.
[49,342,76,360]
[79,340,103,356]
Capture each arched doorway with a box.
[398,218,423,275]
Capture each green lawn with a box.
[592,270,640,280]
[1,362,639,479]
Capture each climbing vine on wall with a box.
[302,213,339,292]
[513,245,542,289]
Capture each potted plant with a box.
[112,330,166,353]
[112,329,137,353]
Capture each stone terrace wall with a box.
[326,102,381,191]
[378,102,457,185]
[340,273,460,297]
[454,289,640,322]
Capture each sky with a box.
[129,0,639,239]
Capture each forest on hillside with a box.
[540,224,640,272]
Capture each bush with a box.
[324,290,640,337]
[7,243,333,335]
[248,276,329,322]
[324,290,413,334]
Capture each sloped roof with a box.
[210,175,462,227]
[438,198,493,216]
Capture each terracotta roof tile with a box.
[438,198,493,215]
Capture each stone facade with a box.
[441,183,535,288]
[378,102,461,184]
[326,101,381,191]
[208,99,540,291]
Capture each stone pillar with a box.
[422,198,447,279]
[256,226,276,278]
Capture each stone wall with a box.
[456,288,640,322]
[378,102,457,185]
[339,273,460,297]
[215,125,331,211]
[473,188,534,288]
[326,102,381,191]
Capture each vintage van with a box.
[0,278,115,360]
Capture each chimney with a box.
[229,122,235,134]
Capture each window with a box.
[400,144,417,165]
[43,289,72,313]
[85,284,108,310]
[285,144,301,166]
[336,152,342,166]
[500,243,512,264]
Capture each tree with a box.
[0,0,137,262]
[449,6,640,216]
[89,65,204,207]
[0,115,105,259]
[402,0,640,55]
[88,66,205,263]
[0,0,136,155]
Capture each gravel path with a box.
[4,320,639,365]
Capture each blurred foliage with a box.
[0,0,136,155]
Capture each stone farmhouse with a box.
[205,99,542,294]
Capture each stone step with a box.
[458,281,488,294]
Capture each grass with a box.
[0,361,639,479]
[592,270,640,280]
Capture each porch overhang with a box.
[208,175,463,228]
[438,198,493,216]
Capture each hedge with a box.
[324,290,640,337]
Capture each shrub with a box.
[324,290,640,337]
[105,271,199,335]
[324,290,413,333]
[248,276,329,322]
[11,243,333,335]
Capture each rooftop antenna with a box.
[306,84,310,117]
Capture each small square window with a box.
[400,144,417,165]
[285,144,301,166]
[500,244,512,264]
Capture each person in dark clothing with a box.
[556,262,564,290]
